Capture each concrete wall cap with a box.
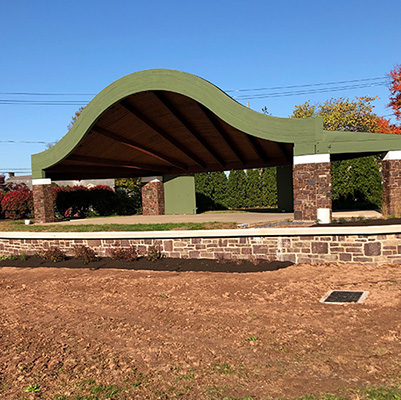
[384,151,401,161]
[293,154,330,165]
[32,178,52,186]
[141,176,163,183]
[2,224,401,240]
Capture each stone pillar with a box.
[382,151,401,217]
[293,154,331,222]
[141,176,165,215]
[32,179,55,223]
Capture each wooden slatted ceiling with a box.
[46,91,293,179]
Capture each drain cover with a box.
[320,290,369,304]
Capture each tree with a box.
[194,173,214,212]
[290,96,384,209]
[226,170,247,209]
[68,106,85,130]
[389,64,401,120]
[375,116,401,134]
[260,167,277,207]
[291,96,380,132]
[209,171,228,209]
[245,169,262,207]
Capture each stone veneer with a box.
[2,230,401,265]
[141,181,165,215]
[382,158,401,216]
[293,161,331,221]
[32,184,55,224]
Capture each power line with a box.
[0,140,48,144]
[0,76,390,105]
[233,82,387,100]
[226,76,388,92]
[0,92,95,96]
[0,100,88,105]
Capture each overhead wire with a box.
[226,76,388,92]
[0,76,390,105]
[0,140,48,144]
[232,82,388,100]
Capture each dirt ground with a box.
[1,261,401,399]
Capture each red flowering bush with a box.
[52,184,117,218]
[1,188,33,220]
[53,185,90,218]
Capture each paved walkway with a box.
[50,210,382,226]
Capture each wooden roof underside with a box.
[46,91,293,180]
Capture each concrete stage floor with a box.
[50,210,382,226]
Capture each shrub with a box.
[108,246,138,261]
[73,245,98,264]
[145,246,163,261]
[53,185,90,218]
[88,185,115,216]
[52,184,138,219]
[1,188,33,220]
[39,248,67,262]
[114,186,142,215]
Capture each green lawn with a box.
[0,220,237,232]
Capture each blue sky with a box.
[1,0,400,175]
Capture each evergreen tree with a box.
[226,170,247,208]
[194,173,214,212]
[209,171,228,209]
[246,169,262,208]
[331,156,382,209]
[261,168,277,207]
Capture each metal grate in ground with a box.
[320,290,369,304]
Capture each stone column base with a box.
[141,177,165,215]
[32,179,55,224]
[382,152,401,217]
[293,155,332,221]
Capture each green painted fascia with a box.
[31,69,322,178]
[319,130,401,155]
[294,129,401,156]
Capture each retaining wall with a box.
[2,226,401,265]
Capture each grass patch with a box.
[0,220,237,232]
[290,386,401,400]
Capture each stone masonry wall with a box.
[32,184,55,224]
[141,181,165,215]
[2,233,401,265]
[382,159,401,216]
[293,162,332,221]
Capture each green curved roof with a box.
[31,69,401,179]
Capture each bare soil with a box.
[1,261,401,399]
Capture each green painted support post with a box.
[164,175,196,215]
[277,165,294,212]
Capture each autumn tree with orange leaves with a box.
[389,64,401,121]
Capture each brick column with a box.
[141,176,165,215]
[293,154,331,222]
[382,151,401,217]
[32,179,55,223]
